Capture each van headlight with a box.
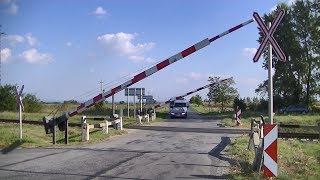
[181,112,185,115]
[170,112,175,115]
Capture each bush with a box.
[23,94,42,112]
[0,84,43,112]
[94,101,104,110]
[190,94,203,106]
[0,85,16,111]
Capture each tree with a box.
[207,76,238,112]
[255,1,320,107]
[0,85,16,111]
[233,97,247,111]
[63,100,78,104]
[189,94,203,106]
[0,84,43,112]
[23,94,42,112]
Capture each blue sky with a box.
[0,0,293,103]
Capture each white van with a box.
[169,99,189,118]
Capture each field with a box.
[0,103,168,150]
[191,104,320,179]
[191,104,320,127]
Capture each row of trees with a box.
[0,85,42,112]
[256,1,320,106]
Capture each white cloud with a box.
[66,42,72,47]
[270,0,297,12]
[145,57,156,63]
[128,56,156,64]
[93,6,106,16]
[97,32,155,55]
[242,48,257,58]
[189,72,203,80]
[4,34,24,46]
[94,6,106,15]
[98,32,155,63]
[19,48,52,64]
[25,33,37,46]
[1,0,18,14]
[175,77,188,85]
[8,1,17,14]
[0,48,11,63]
[128,55,144,63]
[4,33,38,47]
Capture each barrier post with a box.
[120,117,123,130]
[53,120,56,144]
[81,116,86,142]
[85,123,91,141]
[65,119,68,144]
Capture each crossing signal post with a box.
[252,10,286,177]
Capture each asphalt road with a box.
[0,109,242,180]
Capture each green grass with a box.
[0,104,168,149]
[0,123,127,149]
[191,104,234,116]
[191,105,320,133]
[227,135,320,179]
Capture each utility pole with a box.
[0,25,7,87]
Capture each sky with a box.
[0,0,295,103]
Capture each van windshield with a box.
[174,103,187,107]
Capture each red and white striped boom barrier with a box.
[154,78,231,109]
[43,18,254,133]
[263,124,278,177]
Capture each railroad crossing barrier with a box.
[81,115,123,142]
[43,17,255,134]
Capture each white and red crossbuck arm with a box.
[54,19,254,124]
[154,77,232,109]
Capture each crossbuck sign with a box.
[253,10,286,62]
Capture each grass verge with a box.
[0,123,126,150]
[227,135,320,179]
[0,107,168,150]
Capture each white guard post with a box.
[15,85,24,142]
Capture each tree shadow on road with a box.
[1,140,23,154]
